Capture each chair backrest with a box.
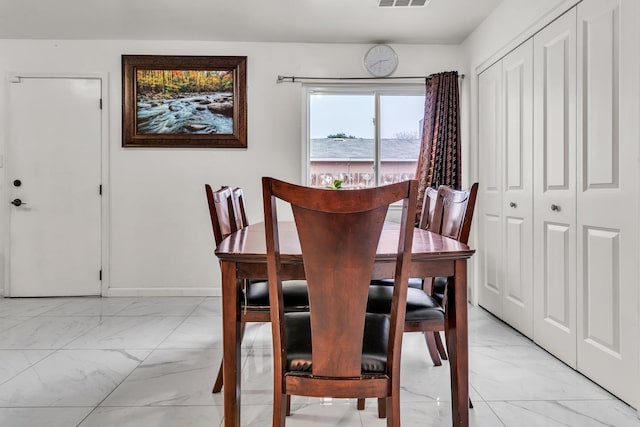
[438,183,478,244]
[418,186,443,231]
[205,184,239,246]
[262,177,418,379]
[231,187,249,229]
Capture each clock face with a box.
[364,44,398,77]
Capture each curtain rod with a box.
[276,73,464,83]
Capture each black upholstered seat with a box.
[285,312,390,374]
[367,286,444,322]
[241,279,309,311]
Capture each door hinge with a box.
[99,184,102,195]
[99,98,102,110]
[99,269,102,281]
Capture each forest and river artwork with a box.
[136,69,234,135]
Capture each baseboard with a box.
[104,287,221,297]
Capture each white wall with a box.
[0,39,465,295]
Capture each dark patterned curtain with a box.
[415,71,461,223]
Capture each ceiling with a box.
[0,0,503,44]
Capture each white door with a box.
[501,39,534,338]
[576,0,639,405]
[533,8,578,368]
[477,60,504,318]
[7,77,102,297]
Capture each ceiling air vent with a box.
[379,0,429,6]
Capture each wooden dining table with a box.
[215,221,475,426]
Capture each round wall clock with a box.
[363,44,398,77]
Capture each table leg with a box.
[221,261,241,427]
[446,259,469,426]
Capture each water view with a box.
[136,69,234,135]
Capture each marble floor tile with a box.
[0,350,53,385]
[0,407,93,427]
[79,405,224,427]
[157,314,223,349]
[116,297,205,316]
[243,321,274,349]
[488,400,640,426]
[0,296,637,427]
[100,348,224,407]
[244,399,363,427]
[39,296,138,316]
[470,344,614,401]
[359,401,503,427]
[190,297,223,317]
[0,298,74,317]
[65,315,184,349]
[0,349,149,407]
[468,312,532,347]
[0,317,29,333]
[0,316,101,349]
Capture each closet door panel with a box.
[478,62,504,317]
[533,8,577,367]
[502,40,534,338]
[576,0,639,405]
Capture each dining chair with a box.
[419,185,443,231]
[426,183,479,307]
[205,184,308,394]
[367,185,447,368]
[262,177,418,427]
[360,183,478,415]
[367,183,478,361]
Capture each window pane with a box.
[309,94,375,188]
[379,94,424,184]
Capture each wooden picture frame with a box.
[122,55,247,148]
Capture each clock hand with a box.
[371,59,389,66]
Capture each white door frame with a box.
[2,72,110,296]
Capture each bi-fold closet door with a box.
[573,0,639,404]
[532,5,578,368]
[479,0,639,407]
[478,39,534,339]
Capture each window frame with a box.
[302,83,425,189]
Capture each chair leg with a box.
[434,331,448,360]
[386,396,399,427]
[211,360,224,393]
[424,331,442,366]
[469,397,473,409]
[212,320,246,393]
[286,395,291,416]
[377,397,386,419]
[273,392,287,427]
[357,398,365,410]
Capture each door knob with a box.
[550,204,560,212]
[509,202,517,208]
[10,199,26,207]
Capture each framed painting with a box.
[122,55,247,148]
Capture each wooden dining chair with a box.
[360,183,478,415]
[419,185,443,231]
[262,177,418,427]
[205,184,308,394]
[367,185,447,368]
[370,183,478,362]
[426,183,479,307]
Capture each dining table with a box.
[215,221,475,426]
